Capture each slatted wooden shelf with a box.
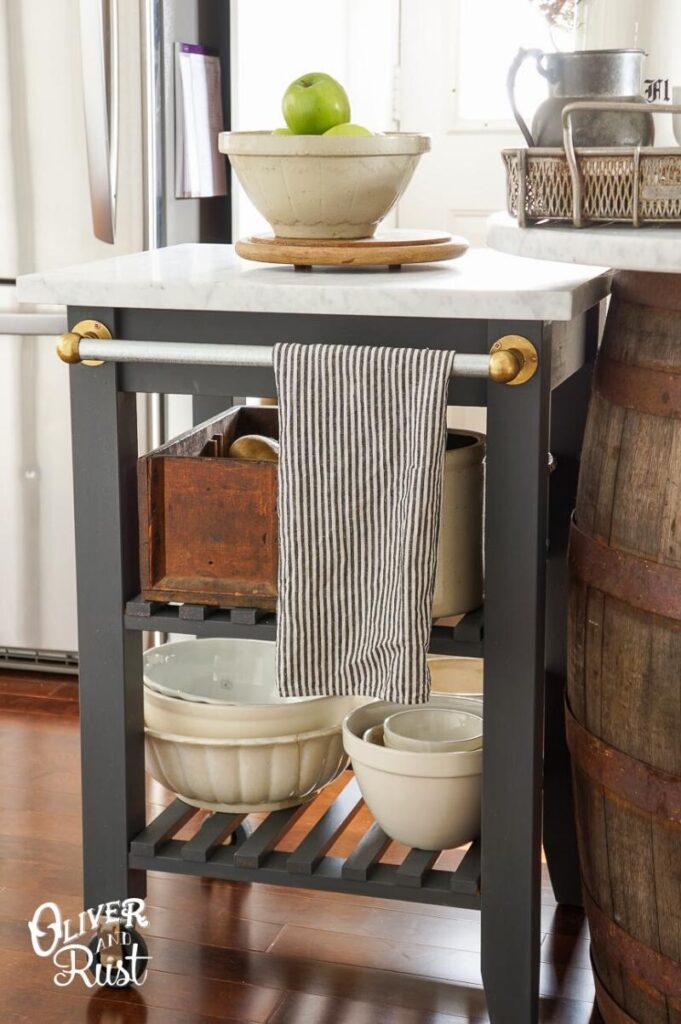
[129,777,482,910]
[125,598,277,640]
[124,597,483,656]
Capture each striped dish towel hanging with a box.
[273,342,455,705]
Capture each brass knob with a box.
[57,319,112,367]
[489,348,522,383]
[489,335,538,386]
[57,331,83,364]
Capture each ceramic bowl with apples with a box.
[219,72,430,239]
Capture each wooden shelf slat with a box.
[129,799,197,857]
[450,837,482,895]
[396,848,440,888]
[287,778,364,876]
[180,812,246,863]
[234,804,309,869]
[230,607,268,625]
[178,603,216,622]
[341,821,391,881]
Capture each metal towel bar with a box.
[57,320,538,385]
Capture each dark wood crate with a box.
[138,406,278,609]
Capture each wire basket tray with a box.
[503,100,681,228]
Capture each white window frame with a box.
[445,0,576,134]
[450,0,518,134]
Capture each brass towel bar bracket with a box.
[58,323,538,386]
[57,319,112,367]
[489,335,539,385]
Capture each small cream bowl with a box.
[362,724,386,746]
[383,707,483,753]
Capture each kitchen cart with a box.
[18,245,610,1023]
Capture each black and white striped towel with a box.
[273,342,455,704]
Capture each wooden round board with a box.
[235,229,469,270]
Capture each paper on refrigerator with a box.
[175,43,227,199]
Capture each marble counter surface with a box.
[16,243,610,322]
[488,212,681,274]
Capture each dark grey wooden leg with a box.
[70,360,146,909]
[542,315,597,907]
[481,322,550,1024]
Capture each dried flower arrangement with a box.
[530,0,580,29]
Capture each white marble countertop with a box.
[16,243,610,322]
[488,212,681,274]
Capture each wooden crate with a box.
[138,406,278,609]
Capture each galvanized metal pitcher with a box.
[507,48,654,148]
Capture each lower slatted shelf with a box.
[129,777,481,910]
[124,596,483,655]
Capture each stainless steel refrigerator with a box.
[0,0,230,671]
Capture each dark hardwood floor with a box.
[0,671,601,1023]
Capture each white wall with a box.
[582,0,681,144]
[230,0,399,237]
[397,0,575,245]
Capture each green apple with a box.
[282,72,351,135]
[324,123,373,136]
[272,127,293,135]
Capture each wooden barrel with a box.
[567,272,681,1024]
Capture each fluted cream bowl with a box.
[143,639,360,739]
[145,723,348,812]
[219,131,431,239]
[343,693,482,850]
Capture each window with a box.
[456,0,575,127]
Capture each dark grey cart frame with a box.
[68,301,599,1024]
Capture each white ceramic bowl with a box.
[143,639,360,739]
[383,707,483,753]
[363,725,385,746]
[343,693,482,850]
[218,131,431,239]
[145,723,348,812]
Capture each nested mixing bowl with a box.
[343,693,483,850]
[145,724,348,812]
[218,131,430,239]
[143,638,364,811]
[143,638,360,739]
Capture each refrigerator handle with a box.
[79,0,119,244]
[0,312,68,336]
